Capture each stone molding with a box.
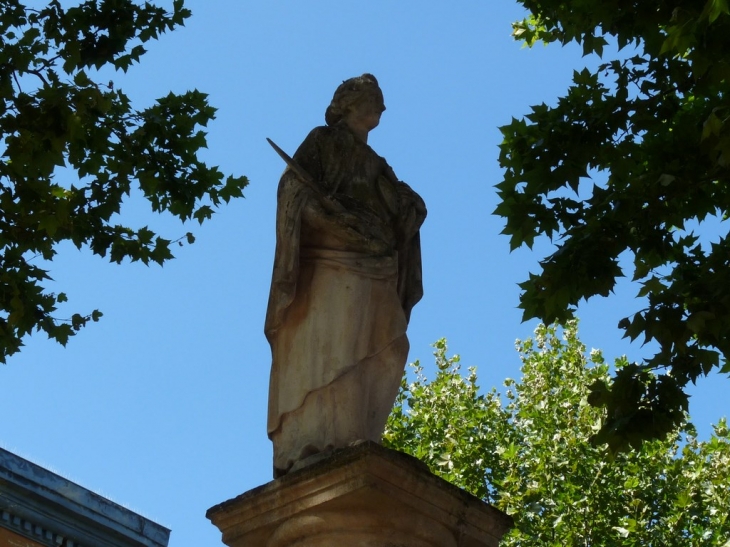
[208,442,512,546]
[0,448,169,547]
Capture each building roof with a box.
[0,448,170,547]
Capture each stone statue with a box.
[265,74,426,478]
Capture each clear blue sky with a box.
[1,2,726,545]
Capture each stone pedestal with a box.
[206,442,512,546]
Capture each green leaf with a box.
[497,0,730,446]
[705,0,730,23]
[702,112,723,141]
[387,323,730,542]
[0,1,247,362]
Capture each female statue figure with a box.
[265,74,426,477]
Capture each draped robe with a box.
[265,123,426,477]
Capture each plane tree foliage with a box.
[495,0,730,453]
[0,0,247,362]
[384,323,730,545]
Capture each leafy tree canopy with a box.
[385,323,730,545]
[495,0,730,452]
[0,0,247,362]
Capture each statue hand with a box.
[301,184,346,217]
[397,183,427,220]
[320,194,346,215]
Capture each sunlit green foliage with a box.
[495,0,730,452]
[0,1,247,362]
[385,323,730,545]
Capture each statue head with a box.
[325,74,385,126]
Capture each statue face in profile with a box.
[344,93,387,137]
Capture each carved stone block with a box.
[207,442,511,546]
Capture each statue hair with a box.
[325,73,382,126]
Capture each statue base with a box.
[206,442,512,546]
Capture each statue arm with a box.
[300,188,393,254]
[376,158,426,246]
[382,158,427,228]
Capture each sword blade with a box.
[266,137,316,186]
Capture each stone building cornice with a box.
[0,448,169,547]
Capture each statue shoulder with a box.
[295,125,350,156]
[302,124,348,142]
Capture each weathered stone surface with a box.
[265,74,427,477]
[207,442,512,546]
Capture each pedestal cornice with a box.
[207,442,512,546]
